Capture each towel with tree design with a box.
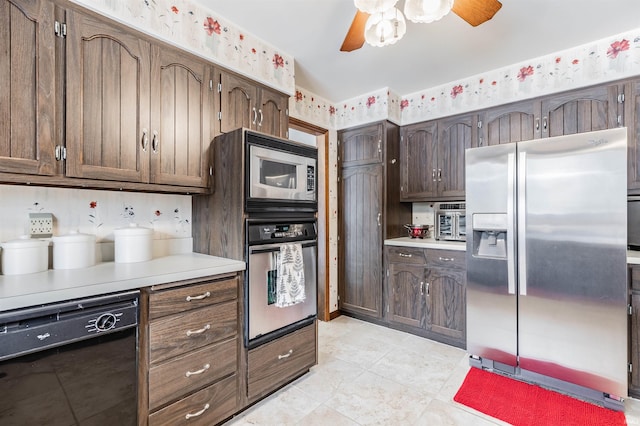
[276,243,306,307]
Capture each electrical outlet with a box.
[29,213,53,238]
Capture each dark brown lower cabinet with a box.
[385,246,466,349]
[629,265,640,398]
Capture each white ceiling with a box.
[197,0,640,103]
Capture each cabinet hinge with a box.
[218,111,222,121]
[630,363,633,373]
[386,268,389,277]
[477,120,482,129]
[629,304,633,315]
[55,145,66,161]
[54,21,67,38]
[285,108,289,116]
[209,166,213,176]
[618,93,625,104]
[209,80,213,91]
[386,304,389,313]
[618,115,623,126]
[217,83,222,93]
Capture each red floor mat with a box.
[453,367,627,426]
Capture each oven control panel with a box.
[248,221,317,244]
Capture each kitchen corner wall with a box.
[0,185,191,244]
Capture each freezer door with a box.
[517,128,628,398]
[466,143,518,368]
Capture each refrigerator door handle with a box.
[507,152,516,295]
[518,151,527,296]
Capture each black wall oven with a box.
[0,291,139,425]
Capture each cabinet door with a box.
[339,163,383,318]
[437,113,477,198]
[480,100,541,146]
[631,291,640,394]
[541,84,619,137]
[400,121,438,200]
[626,81,640,194]
[388,263,428,328]
[257,87,288,138]
[150,46,212,188]
[339,123,383,167]
[219,71,258,133]
[0,0,56,176]
[426,267,466,343]
[65,10,150,182]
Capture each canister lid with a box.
[52,230,96,243]
[114,223,153,236]
[1,235,49,249]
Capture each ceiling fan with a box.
[340,0,502,52]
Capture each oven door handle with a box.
[249,240,317,255]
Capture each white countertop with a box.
[385,237,466,251]
[0,253,245,311]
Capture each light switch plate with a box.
[29,213,53,238]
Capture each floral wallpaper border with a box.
[290,28,640,130]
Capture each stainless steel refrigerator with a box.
[466,127,628,410]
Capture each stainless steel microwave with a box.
[435,202,466,241]
[245,131,317,212]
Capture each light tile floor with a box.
[224,316,640,425]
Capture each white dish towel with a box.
[275,243,306,307]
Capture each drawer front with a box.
[149,278,238,320]
[149,374,237,426]
[149,337,237,410]
[427,249,465,270]
[248,324,316,400]
[150,301,237,364]
[632,266,640,291]
[386,246,426,265]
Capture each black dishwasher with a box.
[0,291,139,425]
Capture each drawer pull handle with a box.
[185,363,210,378]
[439,257,455,262]
[185,403,210,420]
[399,253,412,258]
[278,349,293,359]
[186,291,211,302]
[186,324,211,337]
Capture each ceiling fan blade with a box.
[452,0,502,27]
[340,10,369,52]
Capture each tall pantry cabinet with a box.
[338,121,411,320]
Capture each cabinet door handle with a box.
[186,324,211,337]
[185,363,210,377]
[141,128,149,152]
[377,213,382,226]
[420,281,424,296]
[398,253,412,258]
[438,256,455,262]
[542,116,548,132]
[252,107,258,124]
[426,282,430,296]
[185,403,210,420]
[258,109,263,126]
[432,168,436,181]
[437,169,442,182]
[278,349,293,359]
[151,131,159,153]
[186,291,211,302]
[535,118,540,131]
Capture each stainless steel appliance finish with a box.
[466,128,628,409]
[0,291,139,424]
[628,197,640,250]
[246,218,317,348]
[435,202,466,241]
[246,130,317,212]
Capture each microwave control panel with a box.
[307,166,315,191]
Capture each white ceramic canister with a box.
[113,224,153,263]
[52,231,96,270]
[1,236,49,275]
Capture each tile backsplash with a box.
[0,185,192,243]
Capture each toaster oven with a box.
[435,202,466,241]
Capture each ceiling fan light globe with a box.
[404,0,454,23]
[364,7,406,47]
[354,0,399,14]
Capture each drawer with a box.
[149,337,237,410]
[149,278,238,320]
[386,246,426,265]
[426,249,465,270]
[149,374,237,426]
[150,301,237,365]
[632,266,640,291]
[248,323,316,400]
